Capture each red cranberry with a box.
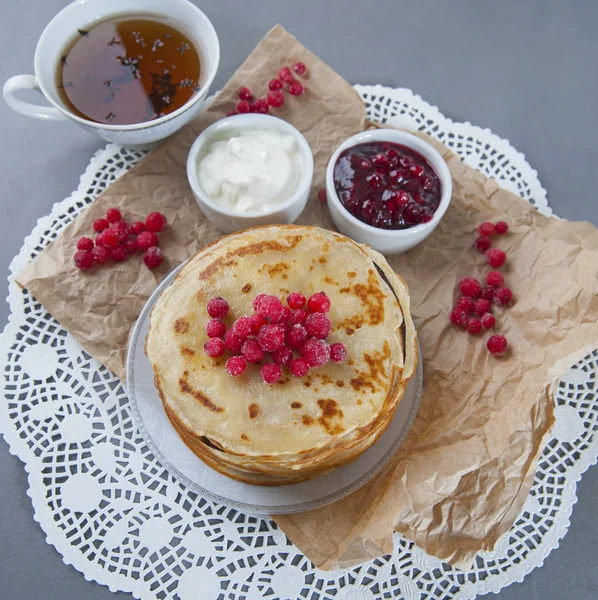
[467,317,483,334]
[77,237,94,252]
[478,222,495,237]
[237,100,251,113]
[252,293,266,312]
[143,246,162,269]
[366,173,382,189]
[272,346,293,366]
[344,195,361,216]
[111,221,130,242]
[146,212,167,233]
[137,231,159,252]
[372,208,393,229]
[267,90,284,108]
[495,221,509,235]
[106,208,121,223]
[206,318,226,338]
[275,306,291,324]
[292,62,307,76]
[207,297,229,319]
[494,286,513,306]
[224,329,243,353]
[74,250,94,271]
[403,203,423,225]
[226,355,247,376]
[450,308,469,327]
[204,337,225,357]
[289,81,305,96]
[475,235,491,253]
[257,295,285,322]
[360,198,377,221]
[399,155,414,168]
[124,237,138,254]
[232,316,253,339]
[249,314,266,334]
[261,363,282,384]
[410,164,425,179]
[98,228,120,248]
[456,297,475,313]
[287,292,306,309]
[307,292,331,313]
[289,357,309,378]
[257,324,286,352]
[241,339,265,364]
[238,87,253,101]
[373,153,390,168]
[486,248,506,268]
[404,179,422,193]
[289,309,308,326]
[394,190,410,206]
[330,343,347,363]
[301,338,330,367]
[287,324,308,349]
[251,98,269,114]
[459,277,482,298]
[93,218,109,233]
[481,313,496,329]
[487,335,508,356]
[279,66,293,82]
[474,298,491,316]
[387,170,400,187]
[91,246,110,264]
[486,271,504,288]
[351,156,372,171]
[269,78,283,91]
[423,176,436,190]
[480,286,495,302]
[130,221,146,235]
[317,189,327,204]
[111,245,127,262]
[306,313,332,339]
[412,193,427,207]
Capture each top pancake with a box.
[146,225,417,463]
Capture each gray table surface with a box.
[1,1,597,598]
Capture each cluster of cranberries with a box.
[73,209,167,271]
[228,62,308,116]
[203,291,347,384]
[450,221,512,356]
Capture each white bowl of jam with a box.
[325,129,452,254]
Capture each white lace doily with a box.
[1,86,596,600]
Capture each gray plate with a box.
[126,264,423,514]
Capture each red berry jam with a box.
[333,142,441,229]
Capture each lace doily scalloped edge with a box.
[2,85,594,600]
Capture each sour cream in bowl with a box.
[187,114,313,233]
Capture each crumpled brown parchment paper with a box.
[16,25,598,571]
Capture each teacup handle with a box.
[3,74,68,121]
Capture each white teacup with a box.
[3,0,219,148]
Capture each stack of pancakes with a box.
[145,225,417,485]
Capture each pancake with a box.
[145,225,417,485]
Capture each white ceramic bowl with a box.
[325,129,452,254]
[186,114,314,234]
[3,0,220,148]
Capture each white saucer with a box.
[126,265,423,514]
